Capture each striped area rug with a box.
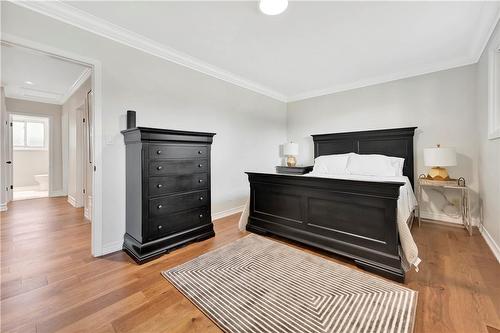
[162,234,417,333]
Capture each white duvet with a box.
[238,172,421,272]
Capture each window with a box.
[12,115,48,150]
[488,45,500,140]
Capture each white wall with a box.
[1,2,287,251]
[6,2,488,257]
[63,78,91,207]
[5,98,64,195]
[476,20,500,260]
[13,150,49,187]
[287,65,479,224]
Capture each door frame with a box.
[82,92,93,221]
[1,33,104,257]
[76,100,92,217]
[8,112,53,199]
[6,114,13,203]
[75,103,86,208]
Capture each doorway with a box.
[1,35,103,256]
[11,114,50,200]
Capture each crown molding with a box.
[287,56,476,103]
[4,94,59,105]
[471,2,500,62]
[4,85,62,105]
[60,68,91,104]
[3,68,90,106]
[9,1,499,104]
[11,1,288,102]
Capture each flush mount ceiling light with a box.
[25,81,34,85]
[259,0,288,15]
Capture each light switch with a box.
[104,135,114,145]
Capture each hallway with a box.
[1,198,88,300]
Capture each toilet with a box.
[34,174,49,191]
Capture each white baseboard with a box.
[84,207,91,220]
[67,195,81,208]
[101,240,123,256]
[84,195,92,221]
[419,210,462,225]
[95,208,499,262]
[419,210,480,226]
[0,203,7,212]
[99,205,245,256]
[479,224,500,263]
[49,190,67,197]
[213,205,245,221]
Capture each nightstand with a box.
[275,165,313,175]
[416,178,472,235]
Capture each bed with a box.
[242,127,418,282]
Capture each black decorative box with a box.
[275,166,313,175]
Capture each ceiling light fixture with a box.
[25,81,34,85]
[259,0,288,16]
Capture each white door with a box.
[6,114,13,202]
[83,90,93,221]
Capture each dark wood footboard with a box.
[246,172,406,282]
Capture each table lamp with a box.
[423,144,457,180]
[284,142,299,167]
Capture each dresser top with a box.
[122,127,216,144]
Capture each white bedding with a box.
[238,172,421,272]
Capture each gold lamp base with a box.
[286,155,297,167]
[427,167,451,181]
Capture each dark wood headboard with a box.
[311,127,417,186]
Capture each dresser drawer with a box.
[149,159,208,176]
[147,207,210,240]
[149,190,208,217]
[148,173,208,196]
[149,145,208,159]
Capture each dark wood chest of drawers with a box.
[121,127,216,263]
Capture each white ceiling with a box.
[1,43,90,104]
[12,1,500,102]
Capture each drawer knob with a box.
[199,197,204,201]
[158,225,163,230]
[199,214,203,218]
[157,204,163,209]
[198,179,203,183]
[198,164,203,168]
[156,150,162,154]
[157,184,163,188]
[157,166,163,170]
[198,150,202,154]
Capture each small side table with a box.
[275,165,313,175]
[416,178,472,235]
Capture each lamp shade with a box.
[284,142,299,156]
[424,146,457,167]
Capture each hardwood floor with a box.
[1,197,499,333]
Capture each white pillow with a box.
[389,156,405,176]
[312,153,352,175]
[347,154,401,177]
